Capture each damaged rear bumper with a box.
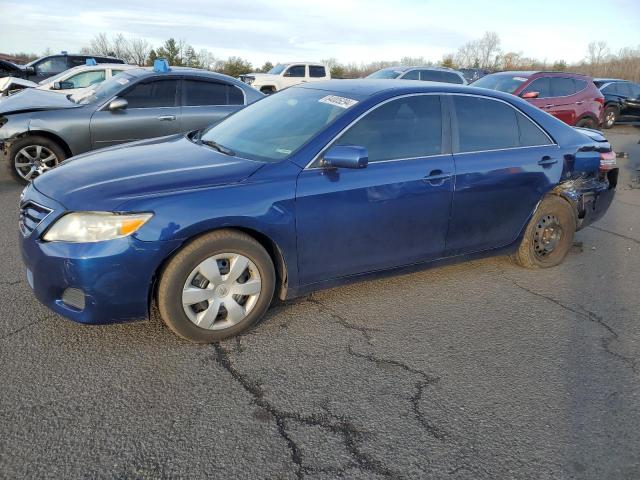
[557,169,618,230]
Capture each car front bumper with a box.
[18,185,181,325]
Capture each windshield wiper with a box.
[201,139,235,156]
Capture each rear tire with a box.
[602,106,618,129]
[7,135,66,184]
[157,229,276,343]
[575,117,596,129]
[512,196,577,269]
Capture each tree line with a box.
[8,32,640,82]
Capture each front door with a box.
[295,94,454,285]
[90,78,181,149]
[446,94,561,255]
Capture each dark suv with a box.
[1,53,125,82]
[594,78,640,128]
[473,71,604,128]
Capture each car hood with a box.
[0,87,80,114]
[0,77,39,94]
[33,135,265,211]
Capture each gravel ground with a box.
[0,126,638,479]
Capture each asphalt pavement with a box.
[1,127,639,479]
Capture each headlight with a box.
[43,212,153,243]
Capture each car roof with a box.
[594,78,625,83]
[278,62,325,66]
[496,70,591,78]
[297,78,497,99]
[121,67,248,84]
[378,66,461,73]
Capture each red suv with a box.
[473,71,604,128]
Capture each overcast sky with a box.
[1,0,638,65]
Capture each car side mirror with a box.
[25,66,36,75]
[108,98,128,112]
[521,91,539,99]
[322,145,368,169]
[52,81,74,90]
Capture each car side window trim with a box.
[304,92,449,170]
[446,93,557,154]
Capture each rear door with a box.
[180,78,245,132]
[547,77,580,125]
[446,94,560,255]
[308,65,328,82]
[89,78,181,148]
[295,94,454,284]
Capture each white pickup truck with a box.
[240,63,331,94]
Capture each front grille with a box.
[19,201,52,237]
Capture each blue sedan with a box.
[19,80,618,342]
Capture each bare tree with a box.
[586,41,610,65]
[477,32,501,69]
[128,38,151,66]
[90,33,112,56]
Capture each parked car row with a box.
[0,62,263,182]
[0,63,137,96]
[0,52,125,83]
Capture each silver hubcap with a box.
[606,112,615,127]
[182,253,261,330]
[14,145,59,181]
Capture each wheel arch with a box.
[18,130,73,158]
[148,226,290,316]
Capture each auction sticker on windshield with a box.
[319,95,358,109]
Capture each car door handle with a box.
[538,156,558,167]
[423,169,452,185]
[158,115,176,121]
[575,101,584,105]
[543,104,554,109]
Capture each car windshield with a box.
[68,72,134,105]
[200,87,356,162]
[366,69,402,79]
[267,64,287,75]
[472,74,529,93]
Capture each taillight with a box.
[600,151,617,171]
[595,97,605,106]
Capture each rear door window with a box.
[516,112,552,146]
[573,79,587,93]
[122,79,178,108]
[183,79,244,106]
[453,96,519,152]
[441,72,464,84]
[335,95,442,161]
[550,77,576,97]
[402,70,420,80]
[309,66,326,78]
[420,70,443,82]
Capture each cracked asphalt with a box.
[1,127,639,479]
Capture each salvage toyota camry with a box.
[19,80,618,343]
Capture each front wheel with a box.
[7,135,66,184]
[512,196,577,269]
[157,230,276,343]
